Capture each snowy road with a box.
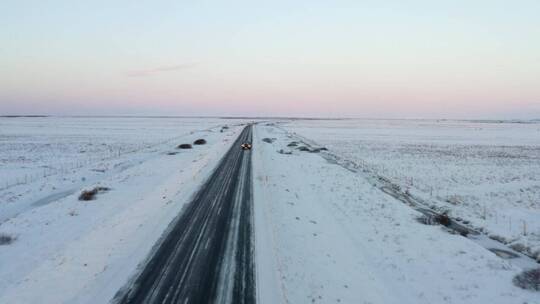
[116,125,256,304]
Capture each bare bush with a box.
[287,142,299,147]
[435,213,451,226]
[0,233,16,245]
[262,138,275,143]
[417,213,451,227]
[513,268,540,291]
[177,144,192,149]
[79,186,110,201]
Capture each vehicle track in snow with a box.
[116,125,255,304]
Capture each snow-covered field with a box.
[0,117,538,303]
[0,116,236,189]
[0,116,246,303]
[0,117,246,221]
[253,124,539,303]
[284,119,540,262]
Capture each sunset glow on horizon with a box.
[1,0,539,118]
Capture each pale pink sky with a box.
[1,1,539,118]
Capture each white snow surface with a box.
[253,124,539,304]
[0,118,539,304]
[0,117,246,303]
[0,117,240,187]
[283,119,540,262]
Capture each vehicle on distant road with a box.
[241,143,252,150]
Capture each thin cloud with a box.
[126,63,197,77]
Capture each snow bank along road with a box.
[116,125,255,304]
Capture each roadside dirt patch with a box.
[78,187,110,201]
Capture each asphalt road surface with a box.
[116,125,255,304]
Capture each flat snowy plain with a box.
[285,119,540,263]
[0,117,538,303]
[0,117,246,303]
[254,123,539,304]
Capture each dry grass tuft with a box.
[78,187,110,201]
[513,268,540,291]
[0,233,16,245]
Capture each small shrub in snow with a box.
[277,149,292,155]
[310,147,328,153]
[193,139,207,145]
[513,268,540,291]
[177,144,192,149]
[435,213,451,226]
[0,233,16,245]
[79,187,110,201]
[509,242,527,253]
[262,138,275,143]
[417,213,451,227]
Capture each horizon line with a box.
[1,114,539,123]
